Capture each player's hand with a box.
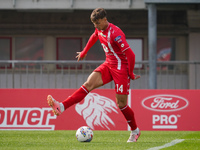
[130,73,141,80]
[76,52,87,62]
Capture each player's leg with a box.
[47,70,104,116]
[61,63,112,110]
[61,71,103,109]
[112,67,140,142]
[116,94,137,130]
[83,71,103,91]
[61,62,113,107]
[116,94,140,142]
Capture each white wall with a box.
[0,0,145,10]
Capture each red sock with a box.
[120,105,137,130]
[62,85,89,110]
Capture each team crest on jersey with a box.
[100,32,106,38]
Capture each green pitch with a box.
[0,131,199,150]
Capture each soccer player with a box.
[47,8,141,142]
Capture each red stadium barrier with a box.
[0,89,199,131]
[132,90,199,131]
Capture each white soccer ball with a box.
[76,126,93,142]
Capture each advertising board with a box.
[0,89,199,131]
[132,90,200,131]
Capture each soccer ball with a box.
[76,126,93,142]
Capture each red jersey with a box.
[94,23,130,70]
[81,22,135,79]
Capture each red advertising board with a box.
[132,90,200,131]
[0,89,199,131]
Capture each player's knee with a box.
[83,81,94,92]
[116,94,127,108]
[117,101,127,109]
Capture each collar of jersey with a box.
[101,22,110,33]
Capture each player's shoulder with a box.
[110,23,121,31]
[94,28,99,34]
[109,23,125,37]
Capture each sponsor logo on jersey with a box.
[117,39,122,43]
[114,35,121,41]
[114,36,123,44]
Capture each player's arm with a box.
[76,32,98,61]
[124,48,140,80]
[113,31,140,80]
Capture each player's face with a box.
[92,18,108,31]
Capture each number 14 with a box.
[116,84,123,93]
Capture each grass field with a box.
[0,130,199,150]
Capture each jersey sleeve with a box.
[113,28,136,79]
[80,30,98,58]
[125,48,136,79]
[113,29,130,52]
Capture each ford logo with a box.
[141,94,189,112]
[114,35,121,41]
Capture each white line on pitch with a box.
[147,139,185,150]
